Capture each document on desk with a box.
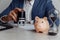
[18,24,35,30]
[0,26,6,29]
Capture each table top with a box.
[0,25,60,40]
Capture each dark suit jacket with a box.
[0,0,59,26]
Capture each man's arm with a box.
[45,0,59,27]
[0,0,24,22]
[0,1,15,17]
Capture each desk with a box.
[0,25,60,40]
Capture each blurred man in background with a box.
[0,0,59,35]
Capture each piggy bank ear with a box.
[43,17,47,20]
[35,16,40,21]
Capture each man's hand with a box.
[1,8,23,22]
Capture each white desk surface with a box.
[0,25,60,40]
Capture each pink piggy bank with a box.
[34,16,50,34]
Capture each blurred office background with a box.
[0,0,60,13]
[0,0,60,24]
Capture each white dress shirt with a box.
[23,0,35,21]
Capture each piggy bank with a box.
[34,16,50,34]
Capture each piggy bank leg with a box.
[36,29,40,33]
[43,29,49,34]
[36,28,42,33]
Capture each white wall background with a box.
[0,0,12,13]
[0,0,60,13]
[52,0,60,12]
